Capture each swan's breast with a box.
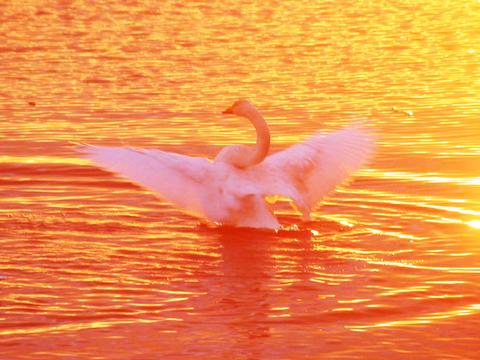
[214,144,255,168]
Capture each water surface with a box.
[1,1,480,359]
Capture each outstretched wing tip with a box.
[259,122,377,213]
[76,143,106,158]
[76,144,213,220]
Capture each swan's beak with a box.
[222,107,233,114]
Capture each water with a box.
[1,0,480,358]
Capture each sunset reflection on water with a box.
[1,0,480,359]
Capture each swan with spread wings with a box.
[81,100,374,229]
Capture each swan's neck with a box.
[245,109,270,166]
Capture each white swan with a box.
[81,100,374,230]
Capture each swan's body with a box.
[81,100,374,230]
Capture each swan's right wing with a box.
[80,146,213,218]
[259,125,375,215]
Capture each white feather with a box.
[80,101,375,229]
[81,146,212,218]
[258,125,375,218]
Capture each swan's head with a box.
[222,100,259,117]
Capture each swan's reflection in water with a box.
[200,226,279,334]
[217,230,275,358]
[192,219,372,356]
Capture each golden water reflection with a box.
[1,0,480,358]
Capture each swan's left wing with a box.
[80,146,213,218]
[257,125,375,217]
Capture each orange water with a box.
[1,1,480,359]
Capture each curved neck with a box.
[244,109,270,166]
